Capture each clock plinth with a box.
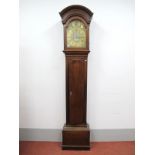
[62,124,90,150]
[60,5,93,150]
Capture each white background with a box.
[19,0,135,129]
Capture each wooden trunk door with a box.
[67,56,87,125]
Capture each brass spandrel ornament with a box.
[67,20,86,48]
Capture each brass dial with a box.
[67,20,86,48]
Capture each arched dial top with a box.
[60,5,93,54]
[67,20,86,48]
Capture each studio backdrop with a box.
[19,0,135,141]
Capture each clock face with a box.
[66,20,86,48]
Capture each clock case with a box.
[59,5,93,150]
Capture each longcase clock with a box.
[59,5,93,150]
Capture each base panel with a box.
[62,145,90,150]
[62,124,90,150]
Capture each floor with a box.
[19,141,135,155]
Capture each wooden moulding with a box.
[59,5,93,24]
